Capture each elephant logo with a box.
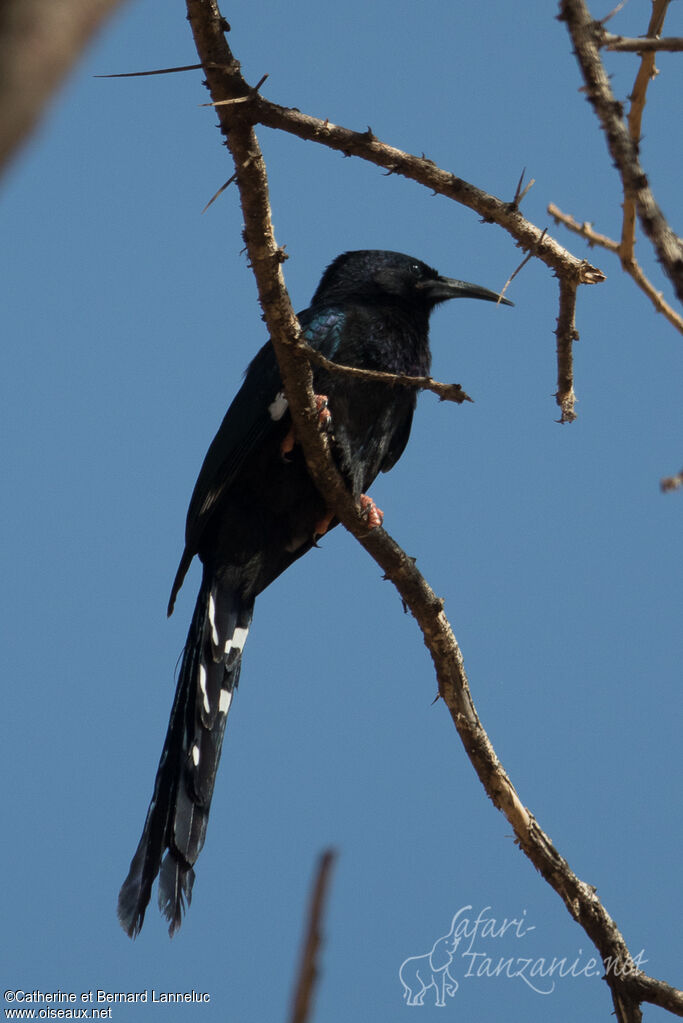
[399,916,461,1006]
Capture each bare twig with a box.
[555,277,579,423]
[603,33,683,53]
[548,203,683,333]
[184,3,682,1019]
[621,0,670,264]
[549,203,620,252]
[558,0,683,304]
[302,345,473,405]
[289,851,337,1023]
[549,2,683,341]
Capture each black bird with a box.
[117,249,511,937]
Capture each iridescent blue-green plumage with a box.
[117,250,511,938]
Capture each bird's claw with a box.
[314,393,333,434]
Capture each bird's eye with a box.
[410,263,422,276]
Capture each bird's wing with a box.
[168,307,346,612]
[185,345,280,537]
[186,308,345,535]
[167,341,281,611]
[303,305,347,360]
[379,403,415,474]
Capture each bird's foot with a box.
[280,393,332,460]
[314,393,333,434]
[314,490,382,540]
[359,494,384,529]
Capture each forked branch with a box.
[558,0,683,304]
[548,203,683,333]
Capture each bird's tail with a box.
[117,573,253,938]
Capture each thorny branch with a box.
[550,1,682,324]
[548,203,683,333]
[199,67,606,425]
[185,2,683,1020]
[620,0,668,267]
[558,0,683,305]
[93,20,609,424]
[555,0,683,495]
[555,277,579,423]
[250,103,602,281]
[302,345,473,406]
[602,33,683,53]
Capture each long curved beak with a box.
[418,275,514,306]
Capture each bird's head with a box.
[311,250,513,313]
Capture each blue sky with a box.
[2,1,681,1020]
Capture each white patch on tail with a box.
[191,744,200,767]
[198,663,210,715]
[232,626,249,653]
[208,590,219,647]
[223,625,250,657]
[219,688,233,715]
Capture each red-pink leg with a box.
[280,393,331,458]
[359,494,384,528]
